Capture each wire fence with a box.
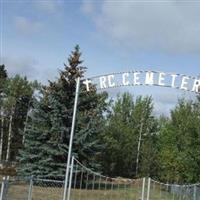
[2,177,30,200]
[0,176,65,200]
[69,158,144,200]
[32,178,64,200]
[150,179,200,200]
[0,158,199,200]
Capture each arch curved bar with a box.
[83,70,200,94]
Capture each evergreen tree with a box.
[18,46,108,177]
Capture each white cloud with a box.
[81,0,96,15]
[34,0,63,14]
[82,0,200,54]
[153,89,196,116]
[153,92,177,116]
[1,55,64,84]
[1,56,39,80]
[15,16,42,34]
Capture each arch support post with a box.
[63,77,80,200]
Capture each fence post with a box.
[67,156,74,200]
[193,185,196,200]
[28,176,33,200]
[146,177,151,200]
[0,177,6,200]
[141,177,146,200]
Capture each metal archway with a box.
[63,70,200,200]
[83,70,200,94]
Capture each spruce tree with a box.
[18,46,108,177]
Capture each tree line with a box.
[0,46,200,184]
[0,65,39,162]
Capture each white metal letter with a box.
[192,79,200,93]
[171,74,177,88]
[180,76,189,90]
[108,75,115,87]
[145,72,154,85]
[122,73,129,86]
[158,72,166,86]
[134,72,141,85]
[99,76,107,89]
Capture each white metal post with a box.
[193,185,196,200]
[146,177,151,200]
[63,77,80,200]
[28,176,33,200]
[141,177,146,200]
[67,156,75,200]
[0,177,5,200]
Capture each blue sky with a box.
[1,0,200,115]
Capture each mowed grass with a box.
[5,184,180,200]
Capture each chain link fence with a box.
[31,178,64,200]
[0,176,199,200]
[0,158,199,200]
[0,176,65,200]
[69,158,144,200]
[150,179,200,200]
[3,177,30,200]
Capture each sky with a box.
[0,0,200,116]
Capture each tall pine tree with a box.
[18,46,108,177]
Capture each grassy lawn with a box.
[70,187,180,200]
[4,184,181,200]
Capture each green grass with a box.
[70,187,180,200]
[4,184,181,200]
